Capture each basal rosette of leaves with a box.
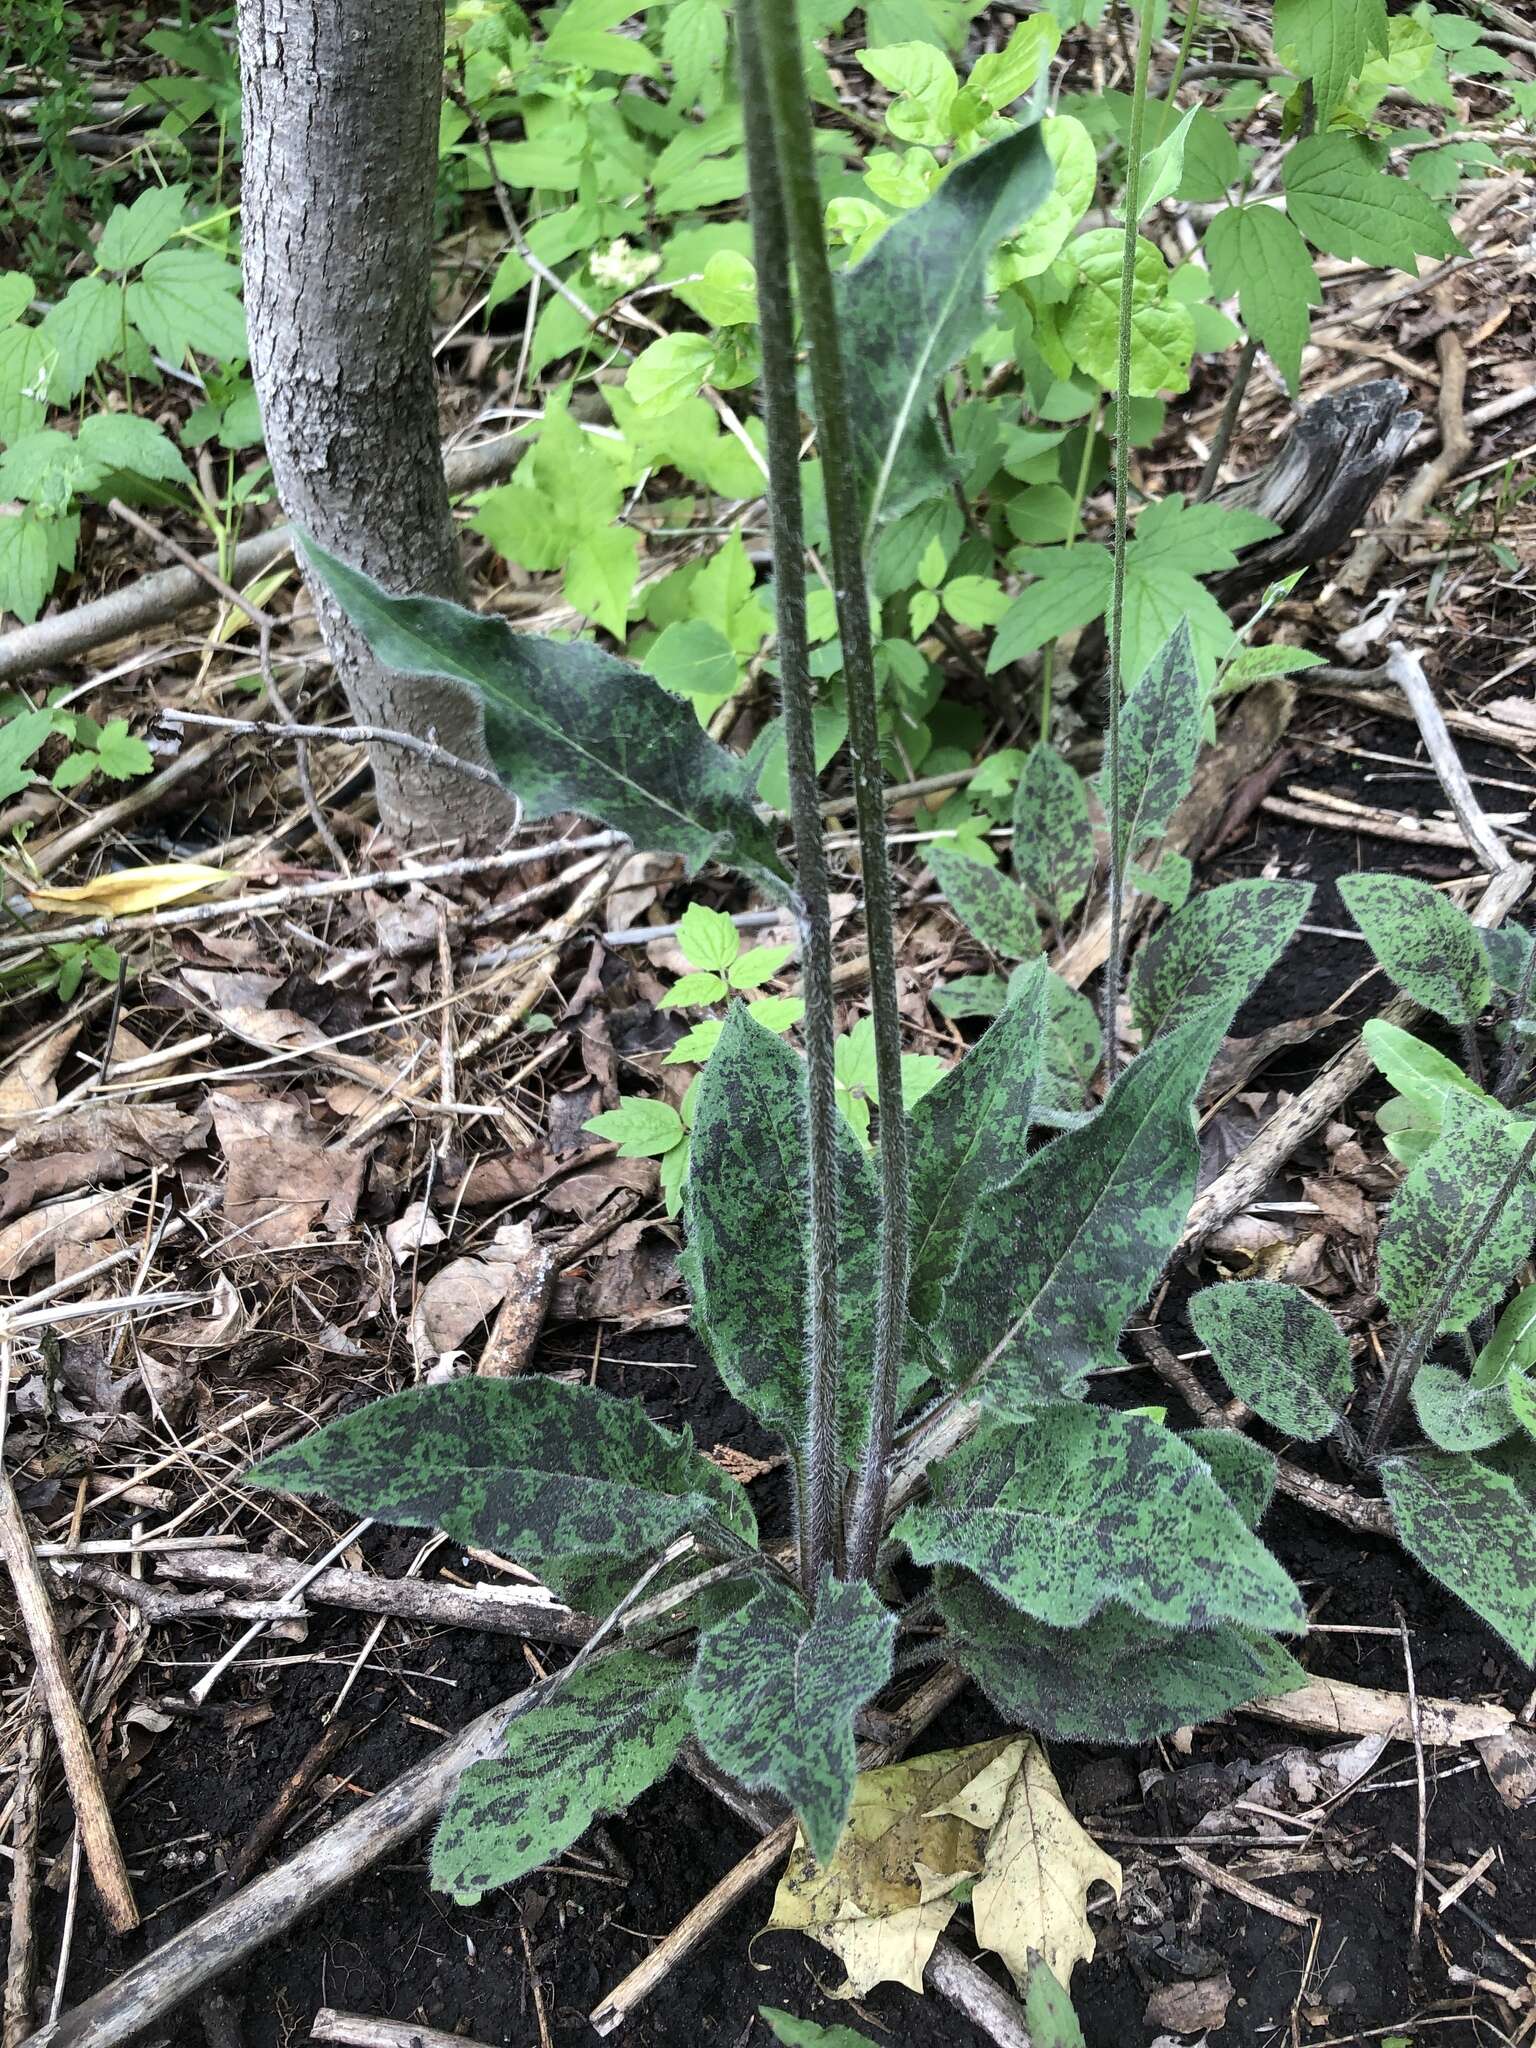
[236,0,1535,2020]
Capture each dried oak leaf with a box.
[0,1103,210,1218]
[1145,1972,1233,2035]
[211,1091,365,1251]
[0,1188,135,1283]
[410,1219,553,1364]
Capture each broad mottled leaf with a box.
[1040,967,1102,1124]
[899,1404,1304,1632]
[1012,743,1096,925]
[1485,921,1533,1000]
[936,1002,1228,1403]
[928,843,1040,960]
[1411,1364,1518,1452]
[688,1573,895,1863]
[1382,1452,1536,1660]
[1187,1281,1353,1441]
[1339,871,1491,1026]
[300,538,787,893]
[1097,618,1203,866]
[1185,1429,1278,1528]
[941,1573,1306,1744]
[432,1652,688,1904]
[246,1377,755,1570]
[1130,880,1313,1039]
[908,961,1049,1323]
[684,1006,881,1459]
[836,119,1054,532]
[1379,1093,1536,1334]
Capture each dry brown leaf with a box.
[411,1219,551,1361]
[0,1188,134,1283]
[385,1199,446,1266]
[154,1276,247,1350]
[441,1144,559,1208]
[0,1021,81,1122]
[766,1737,1119,2001]
[184,970,395,1092]
[541,1155,657,1219]
[211,1091,366,1250]
[0,1103,210,1218]
[1476,1724,1536,1810]
[28,862,233,916]
[1145,1972,1233,2035]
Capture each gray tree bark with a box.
[237,0,516,843]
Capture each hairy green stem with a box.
[737,0,845,1591]
[1194,335,1255,503]
[1039,397,1103,742]
[1364,1116,1536,1461]
[1101,0,1158,1081]
[752,0,910,1583]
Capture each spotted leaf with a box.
[432,1652,689,1903]
[246,1377,756,1572]
[1012,743,1097,926]
[688,1572,895,1863]
[1096,617,1203,867]
[683,1005,882,1460]
[1130,879,1314,1040]
[899,1404,1304,1633]
[1379,1093,1536,1334]
[1339,871,1492,1027]
[1382,1451,1536,1661]
[1188,1281,1353,1442]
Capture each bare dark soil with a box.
[45,711,1536,2048]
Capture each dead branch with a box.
[0,1448,139,1936]
[160,1549,594,1645]
[311,2015,495,2048]
[3,1716,45,2048]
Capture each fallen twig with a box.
[311,2013,495,2048]
[161,1548,594,1645]
[3,1715,45,2048]
[1247,1676,1514,1746]
[0,1350,138,1937]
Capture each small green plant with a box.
[0,182,252,622]
[0,692,153,799]
[239,1,1535,2031]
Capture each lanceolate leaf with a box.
[940,1573,1306,1745]
[898,1404,1304,1633]
[684,1006,881,1460]
[1381,1452,1536,1661]
[432,1652,688,1904]
[1378,1093,1536,1335]
[1097,618,1203,865]
[929,843,1041,960]
[1187,1281,1353,1442]
[300,538,787,893]
[908,962,1048,1325]
[1338,871,1492,1026]
[1475,1285,1536,1387]
[1012,743,1097,925]
[1023,1963,1088,2048]
[246,1377,756,1570]
[687,1573,895,1863]
[761,2011,875,2048]
[936,1001,1229,1403]
[1130,880,1314,1040]
[1411,1365,1518,1453]
[836,119,1054,534]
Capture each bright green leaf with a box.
[584,1097,687,1157]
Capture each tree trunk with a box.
[238,0,516,843]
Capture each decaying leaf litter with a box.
[2,7,1536,2048]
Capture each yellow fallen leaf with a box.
[765,1736,1120,2002]
[962,1738,1122,1992]
[28,863,235,917]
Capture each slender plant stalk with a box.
[1153,0,1201,147]
[1039,396,1103,742]
[736,0,845,1591]
[1363,1117,1536,1461]
[750,0,910,1582]
[1101,0,1158,1080]
[1194,336,1256,503]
